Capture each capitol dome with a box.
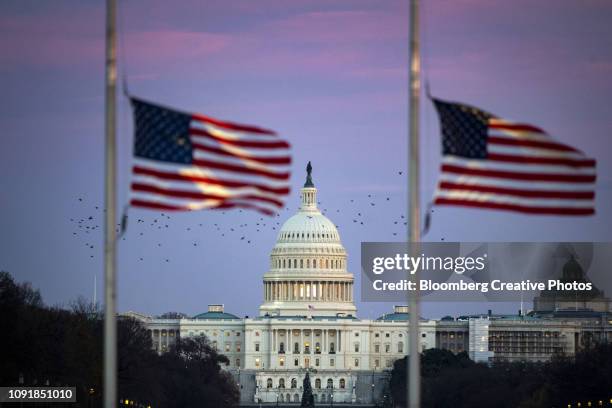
[260,162,356,317]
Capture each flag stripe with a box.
[192,114,277,136]
[487,153,596,168]
[487,144,588,160]
[132,166,290,195]
[488,136,578,153]
[435,190,593,208]
[439,173,594,192]
[438,181,595,199]
[191,158,290,180]
[434,198,594,215]
[488,122,545,134]
[442,156,595,175]
[192,142,292,165]
[130,198,275,215]
[441,164,596,183]
[131,189,279,213]
[190,128,290,149]
[131,182,284,207]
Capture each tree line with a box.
[0,271,239,407]
[391,346,612,407]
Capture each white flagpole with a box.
[104,0,118,406]
[408,0,421,407]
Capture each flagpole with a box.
[104,0,118,406]
[408,0,421,407]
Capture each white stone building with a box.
[123,164,612,405]
[125,165,436,405]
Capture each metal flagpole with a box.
[104,0,118,407]
[408,0,421,407]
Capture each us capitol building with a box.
[125,164,612,406]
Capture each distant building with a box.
[533,255,611,313]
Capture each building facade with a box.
[126,167,435,405]
[125,165,612,405]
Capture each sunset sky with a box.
[1,0,611,319]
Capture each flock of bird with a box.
[69,170,439,261]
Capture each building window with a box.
[225,343,231,352]
[398,342,404,353]
[267,378,273,389]
[255,358,260,368]
[255,343,260,352]
[279,378,285,388]
[212,341,218,350]
[294,342,300,353]
[386,333,390,338]
[236,342,241,352]
[385,344,390,353]
[354,343,359,352]
[236,358,240,367]
[329,343,335,353]
[279,357,285,367]
[375,344,380,353]
[315,378,321,389]
[291,378,297,388]
[354,358,359,367]
[422,333,427,338]
[339,378,346,389]
[355,332,359,337]
[304,343,310,354]
[294,359,299,367]
[374,359,380,368]
[386,359,392,368]
[315,358,320,367]
[315,342,321,354]
[375,333,380,338]
[279,342,285,353]
[330,358,334,367]
[327,379,333,389]
[255,332,260,337]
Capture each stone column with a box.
[323,329,327,352]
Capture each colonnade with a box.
[264,281,353,302]
[270,328,342,355]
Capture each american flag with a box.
[129,98,291,215]
[432,98,596,215]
